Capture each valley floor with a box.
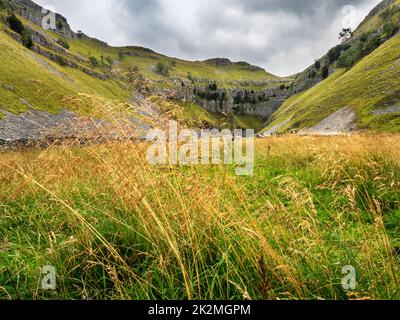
[0,134,399,300]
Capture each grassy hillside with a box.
[66,37,280,87]
[0,14,131,118]
[263,32,400,134]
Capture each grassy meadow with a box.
[1,134,399,300]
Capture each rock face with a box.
[300,107,358,135]
[175,82,290,119]
[10,0,76,38]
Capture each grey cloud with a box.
[34,0,382,76]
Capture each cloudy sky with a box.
[34,0,381,76]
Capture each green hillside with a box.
[262,1,400,134]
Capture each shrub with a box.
[383,21,399,38]
[21,30,33,48]
[155,62,170,76]
[129,65,139,73]
[57,38,70,50]
[57,55,68,67]
[57,20,63,30]
[7,14,24,35]
[234,93,243,104]
[0,0,7,10]
[327,45,343,64]
[314,60,321,70]
[89,56,99,67]
[321,65,329,79]
[337,44,362,69]
[362,34,381,55]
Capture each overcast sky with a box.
[34,0,381,76]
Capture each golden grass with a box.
[0,134,399,300]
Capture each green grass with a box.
[1,135,399,300]
[263,33,400,133]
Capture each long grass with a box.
[0,134,399,300]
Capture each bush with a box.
[57,20,63,30]
[155,62,170,76]
[89,56,99,67]
[233,93,243,104]
[336,34,381,70]
[336,45,362,69]
[321,65,329,79]
[21,30,33,48]
[327,45,343,64]
[0,0,7,10]
[57,38,70,50]
[314,60,321,70]
[7,14,24,35]
[57,55,68,67]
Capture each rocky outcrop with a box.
[174,81,290,119]
[300,107,358,135]
[373,105,400,115]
